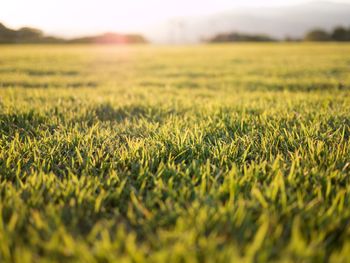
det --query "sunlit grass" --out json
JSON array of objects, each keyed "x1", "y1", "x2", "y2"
[{"x1": 0, "y1": 43, "x2": 349, "y2": 262}]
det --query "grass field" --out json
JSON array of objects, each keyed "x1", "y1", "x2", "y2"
[{"x1": 0, "y1": 43, "x2": 350, "y2": 262}]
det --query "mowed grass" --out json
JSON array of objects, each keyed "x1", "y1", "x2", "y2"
[{"x1": 0, "y1": 43, "x2": 349, "y2": 262}]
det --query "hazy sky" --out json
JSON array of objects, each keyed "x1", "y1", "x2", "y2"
[{"x1": 0, "y1": 0, "x2": 349, "y2": 36}]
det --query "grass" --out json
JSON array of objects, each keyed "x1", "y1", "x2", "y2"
[{"x1": 0, "y1": 43, "x2": 349, "y2": 262}]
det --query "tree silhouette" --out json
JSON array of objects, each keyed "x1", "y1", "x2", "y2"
[
  {"x1": 0, "y1": 22, "x2": 147, "y2": 44},
  {"x1": 331, "y1": 26, "x2": 350, "y2": 41},
  {"x1": 304, "y1": 29, "x2": 331, "y2": 41}
]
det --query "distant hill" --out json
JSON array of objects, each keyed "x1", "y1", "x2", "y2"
[
  {"x1": 0, "y1": 23, "x2": 147, "y2": 44},
  {"x1": 146, "y1": 1, "x2": 350, "y2": 43},
  {"x1": 0, "y1": 23, "x2": 64, "y2": 43},
  {"x1": 68, "y1": 32, "x2": 147, "y2": 44}
]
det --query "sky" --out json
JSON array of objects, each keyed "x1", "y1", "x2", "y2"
[{"x1": 0, "y1": 0, "x2": 349, "y2": 37}]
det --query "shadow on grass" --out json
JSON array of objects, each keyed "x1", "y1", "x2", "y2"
[
  {"x1": 0, "y1": 111, "x2": 50, "y2": 138},
  {"x1": 0, "y1": 81, "x2": 98, "y2": 89},
  {"x1": 25, "y1": 69, "x2": 79, "y2": 76},
  {"x1": 245, "y1": 81, "x2": 349, "y2": 92},
  {"x1": 90, "y1": 103, "x2": 183, "y2": 124}
]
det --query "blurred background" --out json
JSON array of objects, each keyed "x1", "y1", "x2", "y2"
[{"x1": 1, "y1": 0, "x2": 350, "y2": 44}]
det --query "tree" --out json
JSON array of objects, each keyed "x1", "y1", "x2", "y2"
[
  {"x1": 208, "y1": 32, "x2": 276, "y2": 43},
  {"x1": 304, "y1": 29, "x2": 331, "y2": 41},
  {"x1": 331, "y1": 26, "x2": 350, "y2": 41},
  {"x1": 0, "y1": 23, "x2": 16, "y2": 43}
]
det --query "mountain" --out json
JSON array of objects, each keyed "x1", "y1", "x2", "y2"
[
  {"x1": 145, "y1": 1, "x2": 350, "y2": 43},
  {"x1": 0, "y1": 23, "x2": 147, "y2": 44}
]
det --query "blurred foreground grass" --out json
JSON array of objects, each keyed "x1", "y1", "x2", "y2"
[{"x1": 0, "y1": 44, "x2": 350, "y2": 262}]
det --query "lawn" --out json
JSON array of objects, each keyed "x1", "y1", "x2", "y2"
[{"x1": 0, "y1": 43, "x2": 349, "y2": 262}]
